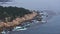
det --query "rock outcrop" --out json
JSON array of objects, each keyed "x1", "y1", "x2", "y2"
[{"x1": 0, "y1": 11, "x2": 38, "y2": 32}]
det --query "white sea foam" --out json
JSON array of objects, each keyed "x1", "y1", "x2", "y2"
[{"x1": 12, "y1": 26, "x2": 27, "y2": 31}]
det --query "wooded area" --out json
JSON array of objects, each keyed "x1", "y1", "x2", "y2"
[{"x1": 0, "y1": 6, "x2": 32, "y2": 22}]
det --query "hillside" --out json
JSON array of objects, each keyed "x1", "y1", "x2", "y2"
[
  {"x1": 0, "y1": 6, "x2": 39, "y2": 33},
  {"x1": 0, "y1": 6, "x2": 32, "y2": 22}
]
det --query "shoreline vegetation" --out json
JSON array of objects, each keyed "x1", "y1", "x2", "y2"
[{"x1": 0, "y1": 6, "x2": 41, "y2": 33}]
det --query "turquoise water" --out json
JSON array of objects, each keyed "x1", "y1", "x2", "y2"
[{"x1": 9, "y1": 15, "x2": 60, "y2": 34}]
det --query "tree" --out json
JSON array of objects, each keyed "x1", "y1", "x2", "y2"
[{"x1": 0, "y1": 6, "x2": 32, "y2": 22}]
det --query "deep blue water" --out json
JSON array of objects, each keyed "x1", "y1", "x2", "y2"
[{"x1": 9, "y1": 15, "x2": 60, "y2": 34}]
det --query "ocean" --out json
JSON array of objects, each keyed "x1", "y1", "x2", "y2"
[
  {"x1": 9, "y1": 14, "x2": 60, "y2": 34},
  {"x1": 0, "y1": 0, "x2": 60, "y2": 34}
]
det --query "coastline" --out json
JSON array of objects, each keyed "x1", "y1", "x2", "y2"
[{"x1": 0, "y1": 11, "x2": 38, "y2": 32}]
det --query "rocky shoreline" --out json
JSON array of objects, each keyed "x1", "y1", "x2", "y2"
[{"x1": 0, "y1": 11, "x2": 38, "y2": 33}]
